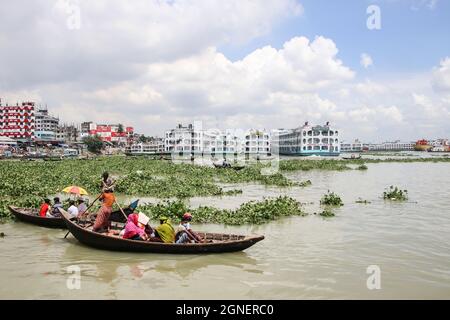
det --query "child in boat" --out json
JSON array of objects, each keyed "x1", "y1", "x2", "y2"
[{"x1": 175, "y1": 212, "x2": 203, "y2": 244}]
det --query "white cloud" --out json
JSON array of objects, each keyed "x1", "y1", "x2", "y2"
[
  {"x1": 360, "y1": 53, "x2": 373, "y2": 69},
  {"x1": 432, "y1": 57, "x2": 450, "y2": 92},
  {"x1": 0, "y1": 1, "x2": 449, "y2": 142}
]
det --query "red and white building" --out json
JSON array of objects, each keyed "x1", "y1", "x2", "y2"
[
  {"x1": 0, "y1": 101, "x2": 36, "y2": 140},
  {"x1": 81, "y1": 122, "x2": 134, "y2": 144}
]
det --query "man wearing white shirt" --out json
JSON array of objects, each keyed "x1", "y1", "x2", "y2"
[{"x1": 67, "y1": 200, "x2": 79, "y2": 218}]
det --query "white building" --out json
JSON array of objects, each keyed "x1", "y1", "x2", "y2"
[
  {"x1": 165, "y1": 124, "x2": 242, "y2": 155},
  {"x1": 276, "y1": 122, "x2": 340, "y2": 156},
  {"x1": 126, "y1": 140, "x2": 165, "y2": 155},
  {"x1": 368, "y1": 141, "x2": 414, "y2": 151},
  {"x1": 34, "y1": 107, "x2": 59, "y2": 141},
  {"x1": 243, "y1": 129, "x2": 271, "y2": 155},
  {"x1": 340, "y1": 139, "x2": 364, "y2": 152}
]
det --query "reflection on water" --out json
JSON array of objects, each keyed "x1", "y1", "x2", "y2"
[{"x1": 1, "y1": 162, "x2": 450, "y2": 299}]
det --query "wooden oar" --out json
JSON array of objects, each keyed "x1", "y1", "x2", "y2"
[{"x1": 114, "y1": 199, "x2": 129, "y2": 221}]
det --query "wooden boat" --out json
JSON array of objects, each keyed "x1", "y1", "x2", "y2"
[
  {"x1": 8, "y1": 206, "x2": 66, "y2": 228},
  {"x1": 342, "y1": 153, "x2": 362, "y2": 160},
  {"x1": 60, "y1": 209, "x2": 264, "y2": 254},
  {"x1": 8, "y1": 201, "x2": 138, "y2": 229},
  {"x1": 213, "y1": 163, "x2": 245, "y2": 171}
]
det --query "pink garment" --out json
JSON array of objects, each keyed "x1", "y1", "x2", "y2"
[{"x1": 123, "y1": 214, "x2": 145, "y2": 239}]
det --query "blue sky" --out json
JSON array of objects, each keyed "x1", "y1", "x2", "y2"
[{"x1": 221, "y1": 0, "x2": 450, "y2": 75}]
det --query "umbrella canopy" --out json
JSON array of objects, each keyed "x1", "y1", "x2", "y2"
[{"x1": 62, "y1": 186, "x2": 89, "y2": 196}]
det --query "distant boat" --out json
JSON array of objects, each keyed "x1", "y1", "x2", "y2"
[
  {"x1": 415, "y1": 139, "x2": 432, "y2": 151},
  {"x1": 342, "y1": 153, "x2": 361, "y2": 160}
]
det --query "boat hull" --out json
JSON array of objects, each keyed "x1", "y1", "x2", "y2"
[
  {"x1": 60, "y1": 209, "x2": 264, "y2": 254},
  {"x1": 8, "y1": 206, "x2": 66, "y2": 229}
]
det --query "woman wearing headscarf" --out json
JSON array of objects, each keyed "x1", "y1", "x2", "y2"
[
  {"x1": 122, "y1": 213, "x2": 148, "y2": 241},
  {"x1": 155, "y1": 216, "x2": 175, "y2": 243}
]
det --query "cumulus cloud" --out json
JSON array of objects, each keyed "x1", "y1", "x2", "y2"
[
  {"x1": 0, "y1": 1, "x2": 449, "y2": 141},
  {"x1": 360, "y1": 53, "x2": 373, "y2": 69},
  {"x1": 432, "y1": 57, "x2": 450, "y2": 92}
]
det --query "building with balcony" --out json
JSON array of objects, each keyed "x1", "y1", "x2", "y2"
[
  {"x1": 243, "y1": 129, "x2": 271, "y2": 155},
  {"x1": 125, "y1": 139, "x2": 165, "y2": 155},
  {"x1": 340, "y1": 139, "x2": 364, "y2": 152},
  {"x1": 367, "y1": 141, "x2": 414, "y2": 151},
  {"x1": 0, "y1": 101, "x2": 36, "y2": 140},
  {"x1": 276, "y1": 122, "x2": 340, "y2": 156},
  {"x1": 165, "y1": 124, "x2": 243, "y2": 155}
]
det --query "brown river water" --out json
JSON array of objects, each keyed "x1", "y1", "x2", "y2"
[{"x1": 0, "y1": 161, "x2": 449, "y2": 299}]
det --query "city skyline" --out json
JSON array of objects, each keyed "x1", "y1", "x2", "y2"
[{"x1": 1, "y1": 1, "x2": 449, "y2": 141}]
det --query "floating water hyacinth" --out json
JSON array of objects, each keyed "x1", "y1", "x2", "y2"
[
  {"x1": 320, "y1": 191, "x2": 344, "y2": 206},
  {"x1": 383, "y1": 186, "x2": 408, "y2": 201}
]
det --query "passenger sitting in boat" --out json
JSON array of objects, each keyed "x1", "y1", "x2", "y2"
[
  {"x1": 155, "y1": 216, "x2": 175, "y2": 243},
  {"x1": 122, "y1": 213, "x2": 148, "y2": 241},
  {"x1": 67, "y1": 200, "x2": 79, "y2": 218},
  {"x1": 39, "y1": 198, "x2": 51, "y2": 217},
  {"x1": 77, "y1": 198, "x2": 87, "y2": 215},
  {"x1": 175, "y1": 212, "x2": 203, "y2": 244},
  {"x1": 51, "y1": 197, "x2": 63, "y2": 217},
  {"x1": 93, "y1": 190, "x2": 115, "y2": 233}
]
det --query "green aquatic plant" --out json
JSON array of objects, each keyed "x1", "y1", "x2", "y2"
[
  {"x1": 357, "y1": 164, "x2": 368, "y2": 170},
  {"x1": 298, "y1": 180, "x2": 312, "y2": 187},
  {"x1": 0, "y1": 157, "x2": 299, "y2": 219},
  {"x1": 318, "y1": 209, "x2": 335, "y2": 217},
  {"x1": 320, "y1": 191, "x2": 344, "y2": 206},
  {"x1": 383, "y1": 186, "x2": 408, "y2": 201},
  {"x1": 138, "y1": 196, "x2": 306, "y2": 225}
]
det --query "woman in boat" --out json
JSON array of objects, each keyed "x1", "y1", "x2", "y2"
[
  {"x1": 39, "y1": 198, "x2": 51, "y2": 217},
  {"x1": 122, "y1": 213, "x2": 148, "y2": 241},
  {"x1": 175, "y1": 212, "x2": 202, "y2": 244},
  {"x1": 77, "y1": 198, "x2": 87, "y2": 215},
  {"x1": 155, "y1": 216, "x2": 175, "y2": 243},
  {"x1": 92, "y1": 189, "x2": 115, "y2": 233}
]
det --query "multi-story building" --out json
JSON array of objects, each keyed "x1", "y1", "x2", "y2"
[
  {"x1": 56, "y1": 124, "x2": 80, "y2": 143},
  {"x1": 125, "y1": 139, "x2": 165, "y2": 155},
  {"x1": 340, "y1": 139, "x2": 364, "y2": 153},
  {"x1": 81, "y1": 122, "x2": 134, "y2": 145},
  {"x1": 276, "y1": 122, "x2": 340, "y2": 156},
  {"x1": 243, "y1": 129, "x2": 271, "y2": 155},
  {"x1": 368, "y1": 141, "x2": 414, "y2": 151},
  {"x1": 0, "y1": 101, "x2": 36, "y2": 140},
  {"x1": 34, "y1": 107, "x2": 59, "y2": 142},
  {"x1": 165, "y1": 123, "x2": 195, "y2": 153},
  {"x1": 165, "y1": 124, "x2": 243, "y2": 155}
]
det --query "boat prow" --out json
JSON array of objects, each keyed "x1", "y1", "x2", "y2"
[{"x1": 60, "y1": 208, "x2": 264, "y2": 254}]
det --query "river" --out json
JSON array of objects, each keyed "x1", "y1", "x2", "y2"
[{"x1": 1, "y1": 161, "x2": 449, "y2": 299}]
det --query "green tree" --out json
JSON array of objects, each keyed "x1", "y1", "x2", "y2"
[
  {"x1": 82, "y1": 135, "x2": 104, "y2": 154},
  {"x1": 117, "y1": 123, "x2": 124, "y2": 134}
]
